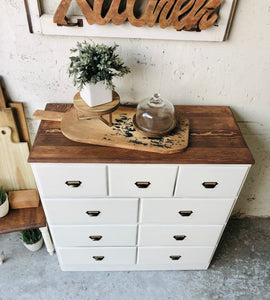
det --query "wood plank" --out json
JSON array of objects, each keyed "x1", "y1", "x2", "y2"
[
  {"x1": 224, "y1": 0, "x2": 238, "y2": 41},
  {"x1": 33, "y1": 110, "x2": 65, "y2": 121},
  {"x1": 8, "y1": 190, "x2": 40, "y2": 209},
  {"x1": 9, "y1": 102, "x2": 31, "y2": 148},
  {"x1": 0, "y1": 126, "x2": 36, "y2": 190},
  {"x1": 0, "y1": 205, "x2": 46, "y2": 234},
  {"x1": 28, "y1": 104, "x2": 254, "y2": 165},
  {"x1": 27, "y1": 0, "x2": 42, "y2": 34}
]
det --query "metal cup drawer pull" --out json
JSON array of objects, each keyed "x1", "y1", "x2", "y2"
[
  {"x1": 202, "y1": 182, "x2": 218, "y2": 189},
  {"x1": 170, "y1": 255, "x2": 181, "y2": 261},
  {"x1": 86, "y1": 211, "x2": 101, "y2": 217},
  {"x1": 173, "y1": 235, "x2": 186, "y2": 241},
  {"x1": 65, "y1": 180, "x2": 82, "y2": 188},
  {"x1": 89, "y1": 235, "x2": 102, "y2": 241},
  {"x1": 179, "y1": 210, "x2": 193, "y2": 217},
  {"x1": 135, "y1": 181, "x2": 151, "y2": 188},
  {"x1": 92, "y1": 256, "x2": 104, "y2": 261}
]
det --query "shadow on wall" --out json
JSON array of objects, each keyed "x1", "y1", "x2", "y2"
[
  {"x1": 0, "y1": 77, "x2": 12, "y2": 104},
  {"x1": 231, "y1": 109, "x2": 270, "y2": 218}
]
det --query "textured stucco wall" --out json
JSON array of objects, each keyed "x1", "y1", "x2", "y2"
[{"x1": 0, "y1": 0, "x2": 269, "y2": 217}]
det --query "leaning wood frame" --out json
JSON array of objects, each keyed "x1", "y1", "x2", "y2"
[{"x1": 25, "y1": 0, "x2": 238, "y2": 41}]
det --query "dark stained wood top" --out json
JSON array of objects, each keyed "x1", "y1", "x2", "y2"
[
  {"x1": 0, "y1": 204, "x2": 46, "y2": 234},
  {"x1": 28, "y1": 104, "x2": 254, "y2": 164}
]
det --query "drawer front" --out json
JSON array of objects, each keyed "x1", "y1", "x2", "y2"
[
  {"x1": 137, "y1": 247, "x2": 214, "y2": 265},
  {"x1": 140, "y1": 198, "x2": 234, "y2": 224},
  {"x1": 109, "y1": 165, "x2": 178, "y2": 197},
  {"x1": 32, "y1": 164, "x2": 107, "y2": 198},
  {"x1": 43, "y1": 198, "x2": 138, "y2": 225},
  {"x1": 138, "y1": 225, "x2": 223, "y2": 246},
  {"x1": 51, "y1": 225, "x2": 137, "y2": 247},
  {"x1": 175, "y1": 165, "x2": 249, "y2": 198},
  {"x1": 58, "y1": 247, "x2": 136, "y2": 265}
]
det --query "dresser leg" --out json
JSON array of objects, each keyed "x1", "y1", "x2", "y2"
[
  {"x1": 0, "y1": 251, "x2": 4, "y2": 264},
  {"x1": 40, "y1": 226, "x2": 54, "y2": 255}
]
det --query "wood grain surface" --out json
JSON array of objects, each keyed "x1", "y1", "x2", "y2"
[
  {"x1": 74, "y1": 91, "x2": 120, "y2": 116},
  {"x1": 0, "y1": 85, "x2": 6, "y2": 108},
  {"x1": 9, "y1": 102, "x2": 31, "y2": 148},
  {"x1": 8, "y1": 190, "x2": 40, "y2": 209},
  {"x1": 33, "y1": 106, "x2": 189, "y2": 154},
  {"x1": 0, "y1": 204, "x2": 46, "y2": 234},
  {"x1": 0, "y1": 127, "x2": 36, "y2": 190},
  {"x1": 28, "y1": 104, "x2": 254, "y2": 164},
  {"x1": 0, "y1": 108, "x2": 20, "y2": 142},
  {"x1": 64, "y1": 106, "x2": 189, "y2": 153}
]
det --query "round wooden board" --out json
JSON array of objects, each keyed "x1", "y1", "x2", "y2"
[
  {"x1": 74, "y1": 91, "x2": 120, "y2": 116},
  {"x1": 60, "y1": 106, "x2": 189, "y2": 154}
]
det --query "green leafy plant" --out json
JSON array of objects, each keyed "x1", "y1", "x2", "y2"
[
  {"x1": 68, "y1": 41, "x2": 130, "y2": 90},
  {"x1": 20, "y1": 229, "x2": 42, "y2": 245},
  {"x1": 0, "y1": 186, "x2": 6, "y2": 205}
]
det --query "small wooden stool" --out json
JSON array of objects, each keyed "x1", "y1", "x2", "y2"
[{"x1": 73, "y1": 91, "x2": 120, "y2": 127}]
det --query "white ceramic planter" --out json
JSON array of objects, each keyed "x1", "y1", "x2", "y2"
[
  {"x1": 80, "y1": 82, "x2": 112, "y2": 107},
  {"x1": 23, "y1": 236, "x2": 44, "y2": 252},
  {"x1": 0, "y1": 193, "x2": 9, "y2": 218}
]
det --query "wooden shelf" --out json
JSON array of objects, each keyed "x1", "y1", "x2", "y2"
[{"x1": 0, "y1": 204, "x2": 46, "y2": 234}]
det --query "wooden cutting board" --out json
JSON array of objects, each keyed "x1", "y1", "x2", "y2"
[
  {"x1": 0, "y1": 108, "x2": 20, "y2": 143},
  {"x1": 9, "y1": 102, "x2": 31, "y2": 148},
  {"x1": 0, "y1": 85, "x2": 6, "y2": 108},
  {"x1": 34, "y1": 106, "x2": 189, "y2": 154},
  {"x1": 0, "y1": 126, "x2": 36, "y2": 190},
  {"x1": 0, "y1": 85, "x2": 20, "y2": 143}
]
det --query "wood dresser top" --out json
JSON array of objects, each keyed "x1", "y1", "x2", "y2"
[{"x1": 28, "y1": 104, "x2": 254, "y2": 164}]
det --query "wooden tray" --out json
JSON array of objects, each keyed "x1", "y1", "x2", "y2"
[{"x1": 34, "y1": 106, "x2": 189, "y2": 154}]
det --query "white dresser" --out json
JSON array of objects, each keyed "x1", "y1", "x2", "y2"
[{"x1": 29, "y1": 104, "x2": 254, "y2": 271}]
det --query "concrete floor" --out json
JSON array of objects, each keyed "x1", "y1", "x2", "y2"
[{"x1": 0, "y1": 218, "x2": 269, "y2": 300}]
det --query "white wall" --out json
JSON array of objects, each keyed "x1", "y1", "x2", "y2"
[{"x1": 0, "y1": 0, "x2": 269, "y2": 217}]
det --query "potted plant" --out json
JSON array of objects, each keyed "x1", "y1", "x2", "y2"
[
  {"x1": 20, "y1": 229, "x2": 43, "y2": 251},
  {"x1": 0, "y1": 186, "x2": 9, "y2": 218},
  {"x1": 68, "y1": 41, "x2": 130, "y2": 107}
]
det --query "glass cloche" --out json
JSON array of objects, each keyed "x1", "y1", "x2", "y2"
[{"x1": 133, "y1": 93, "x2": 176, "y2": 137}]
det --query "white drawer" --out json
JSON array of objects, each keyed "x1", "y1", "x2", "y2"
[
  {"x1": 43, "y1": 198, "x2": 138, "y2": 225},
  {"x1": 108, "y1": 165, "x2": 178, "y2": 197},
  {"x1": 137, "y1": 247, "x2": 214, "y2": 265},
  {"x1": 140, "y1": 198, "x2": 234, "y2": 224},
  {"x1": 138, "y1": 225, "x2": 223, "y2": 246},
  {"x1": 32, "y1": 164, "x2": 107, "y2": 198},
  {"x1": 175, "y1": 165, "x2": 249, "y2": 198},
  {"x1": 51, "y1": 225, "x2": 137, "y2": 247},
  {"x1": 58, "y1": 247, "x2": 136, "y2": 265}
]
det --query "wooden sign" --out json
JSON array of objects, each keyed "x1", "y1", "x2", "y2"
[
  {"x1": 24, "y1": 0, "x2": 238, "y2": 41},
  {"x1": 54, "y1": 0, "x2": 223, "y2": 31}
]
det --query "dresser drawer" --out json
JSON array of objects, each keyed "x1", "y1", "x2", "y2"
[
  {"x1": 58, "y1": 247, "x2": 136, "y2": 265},
  {"x1": 32, "y1": 164, "x2": 107, "y2": 198},
  {"x1": 175, "y1": 165, "x2": 249, "y2": 198},
  {"x1": 43, "y1": 198, "x2": 138, "y2": 225},
  {"x1": 138, "y1": 225, "x2": 223, "y2": 246},
  {"x1": 140, "y1": 198, "x2": 234, "y2": 224},
  {"x1": 137, "y1": 247, "x2": 214, "y2": 265},
  {"x1": 51, "y1": 225, "x2": 137, "y2": 247},
  {"x1": 108, "y1": 165, "x2": 178, "y2": 197}
]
